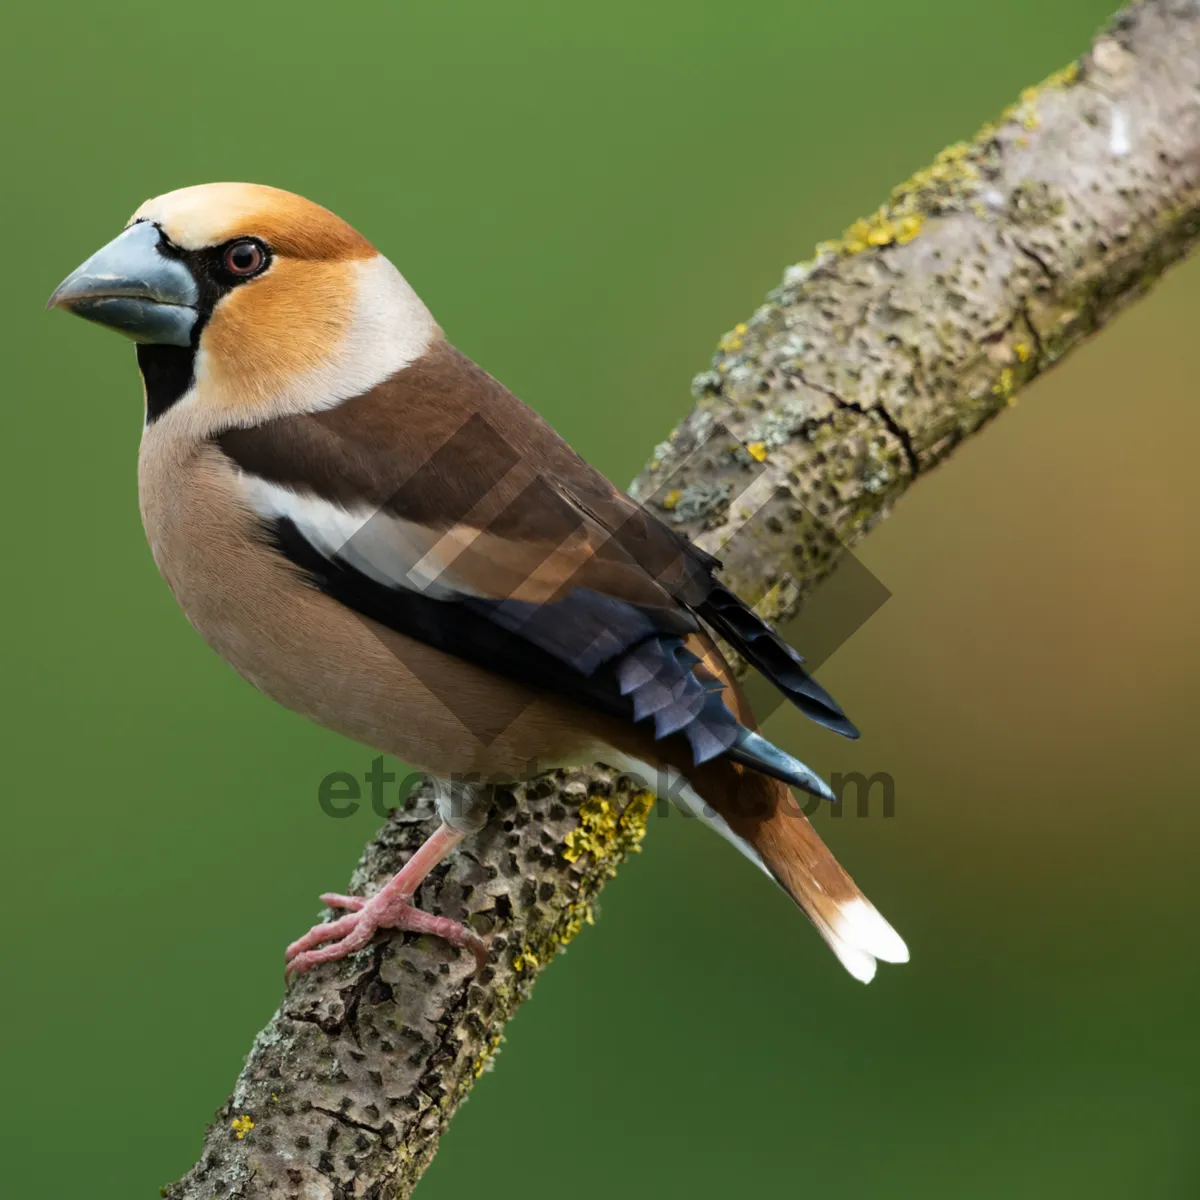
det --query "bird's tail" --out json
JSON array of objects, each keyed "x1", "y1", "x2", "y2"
[
  {"x1": 733, "y1": 769, "x2": 908, "y2": 983},
  {"x1": 655, "y1": 749, "x2": 910, "y2": 983},
  {"x1": 605, "y1": 629, "x2": 907, "y2": 982}
]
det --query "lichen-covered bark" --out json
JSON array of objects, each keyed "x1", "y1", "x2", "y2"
[
  {"x1": 168, "y1": 775, "x2": 652, "y2": 1200},
  {"x1": 165, "y1": 4, "x2": 1200, "y2": 1197},
  {"x1": 634, "y1": 2, "x2": 1200, "y2": 617}
]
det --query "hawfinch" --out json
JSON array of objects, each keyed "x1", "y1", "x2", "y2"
[{"x1": 49, "y1": 183, "x2": 907, "y2": 983}]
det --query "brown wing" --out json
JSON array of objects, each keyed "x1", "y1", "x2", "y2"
[{"x1": 219, "y1": 335, "x2": 855, "y2": 763}]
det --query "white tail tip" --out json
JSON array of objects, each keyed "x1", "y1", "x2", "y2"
[
  {"x1": 819, "y1": 898, "x2": 909, "y2": 982},
  {"x1": 828, "y1": 937, "x2": 879, "y2": 984},
  {"x1": 833, "y1": 898, "x2": 910, "y2": 966}
]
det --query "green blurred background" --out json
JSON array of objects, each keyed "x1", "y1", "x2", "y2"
[{"x1": 3, "y1": 1, "x2": 1197, "y2": 1195}]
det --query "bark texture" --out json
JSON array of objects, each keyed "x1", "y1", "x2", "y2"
[{"x1": 165, "y1": 4, "x2": 1200, "y2": 1197}]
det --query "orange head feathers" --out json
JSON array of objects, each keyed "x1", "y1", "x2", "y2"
[
  {"x1": 131, "y1": 182, "x2": 377, "y2": 261},
  {"x1": 49, "y1": 183, "x2": 436, "y2": 427}
]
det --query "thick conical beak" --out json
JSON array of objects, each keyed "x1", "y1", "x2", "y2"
[{"x1": 47, "y1": 221, "x2": 199, "y2": 347}]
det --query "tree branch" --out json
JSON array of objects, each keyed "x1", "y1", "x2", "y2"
[{"x1": 165, "y1": 4, "x2": 1200, "y2": 1197}]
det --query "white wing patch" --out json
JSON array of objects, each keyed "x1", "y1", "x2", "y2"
[{"x1": 236, "y1": 474, "x2": 470, "y2": 598}]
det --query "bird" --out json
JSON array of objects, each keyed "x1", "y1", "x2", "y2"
[{"x1": 48, "y1": 183, "x2": 908, "y2": 983}]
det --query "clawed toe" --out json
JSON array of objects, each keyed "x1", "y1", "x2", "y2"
[
  {"x1": 284, "y1": 892, "x2": 488, "y2": 980},
  {"x1": 284, "y1": 911, "x2": 360, "y2": 961},
  {"x1": 284, "y1": 910, "x2": 374, "y2": 977}
]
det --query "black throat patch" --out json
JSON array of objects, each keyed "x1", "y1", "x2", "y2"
[{"x1": 138, "y1": 343, "x2": 198, "y2": 423}]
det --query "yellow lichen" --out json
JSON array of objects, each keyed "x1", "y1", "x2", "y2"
[
  {"x1": 806, "y1": 58, "x2": 1079, "y2": 268},
  {"x1": 718, "y1": 323, "x2": 748, "y2": 353},
  {"x1": 894, "y1": 214, "x2": 924, "y2": 243},
  {"x1": 662, "y1": 488, "x2": 682, "y2": 511},
  {"x1": 746, "y1": 441, "x2": 768, "y2": 462},
  {"x1": 993, "y1": 367, "x2": 1015, "y2": 402},
  {"x1": 562, "y1": 792, "x2": 653, "y2": 868},
  {"x1": 1013, "y1": 86, "x2": 1042, "y2": 131},
  {"x1": 1003, "y1": 61, "x2": 1079, "y2": 134},
  {"x1": 512, "y1": 946, "x2": 539, "y2": 973},
  {"x1": 562, "y1": 796, "x2": 618, "y2": 863},
  {"x1": 620, "y1": 792, "x2": 654, "y2": 836},
  {"x1": 818, "y1": 140, "x2": 984, "y2": 258},
  {"x1": 556, "y1": 899, "x2": 596, "y2": 945},
  {"x1": 510, "y1": 790, "x2": 654, "y2": 982},
  {"x1": 1014, "y1": 342, "x2": 1031, "y2": 363},
  {"x1": 472, "y1": 1034, "x2": 504, "y2": 1079},
  {"x1": 826, "y1": 209, "x2": 925, "y2": 257},
  {"x1": 230, "y1": 1115, "x2": 254, "y2": 1140},
  {"x1": 1044, "y1": 61, "x2": 1079, "y2": 89}
]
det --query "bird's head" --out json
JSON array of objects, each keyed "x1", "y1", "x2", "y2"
[{"x1": 48, "y1": 182, "x2": 436, "y2": 426}]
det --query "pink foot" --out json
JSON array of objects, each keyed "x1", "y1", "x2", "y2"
[
  {"x1": 284, "y1": 824, "x2": 487, "y2": 979},
  {"x1": 284, "y1": 890, "x2": 487, "y2": 978}
]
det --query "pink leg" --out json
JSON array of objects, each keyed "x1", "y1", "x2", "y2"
[{"x1": 285, "y1": 823, "x2": 486, "y2": 978}]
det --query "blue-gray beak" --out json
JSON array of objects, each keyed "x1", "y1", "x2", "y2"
[{"x1": 47, "y1": 221, "x2": 199, "y2": 347}]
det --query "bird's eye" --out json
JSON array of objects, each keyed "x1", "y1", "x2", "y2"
[{"x1": 223, "y1": 240, "x2": 267, "y2": 277}]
